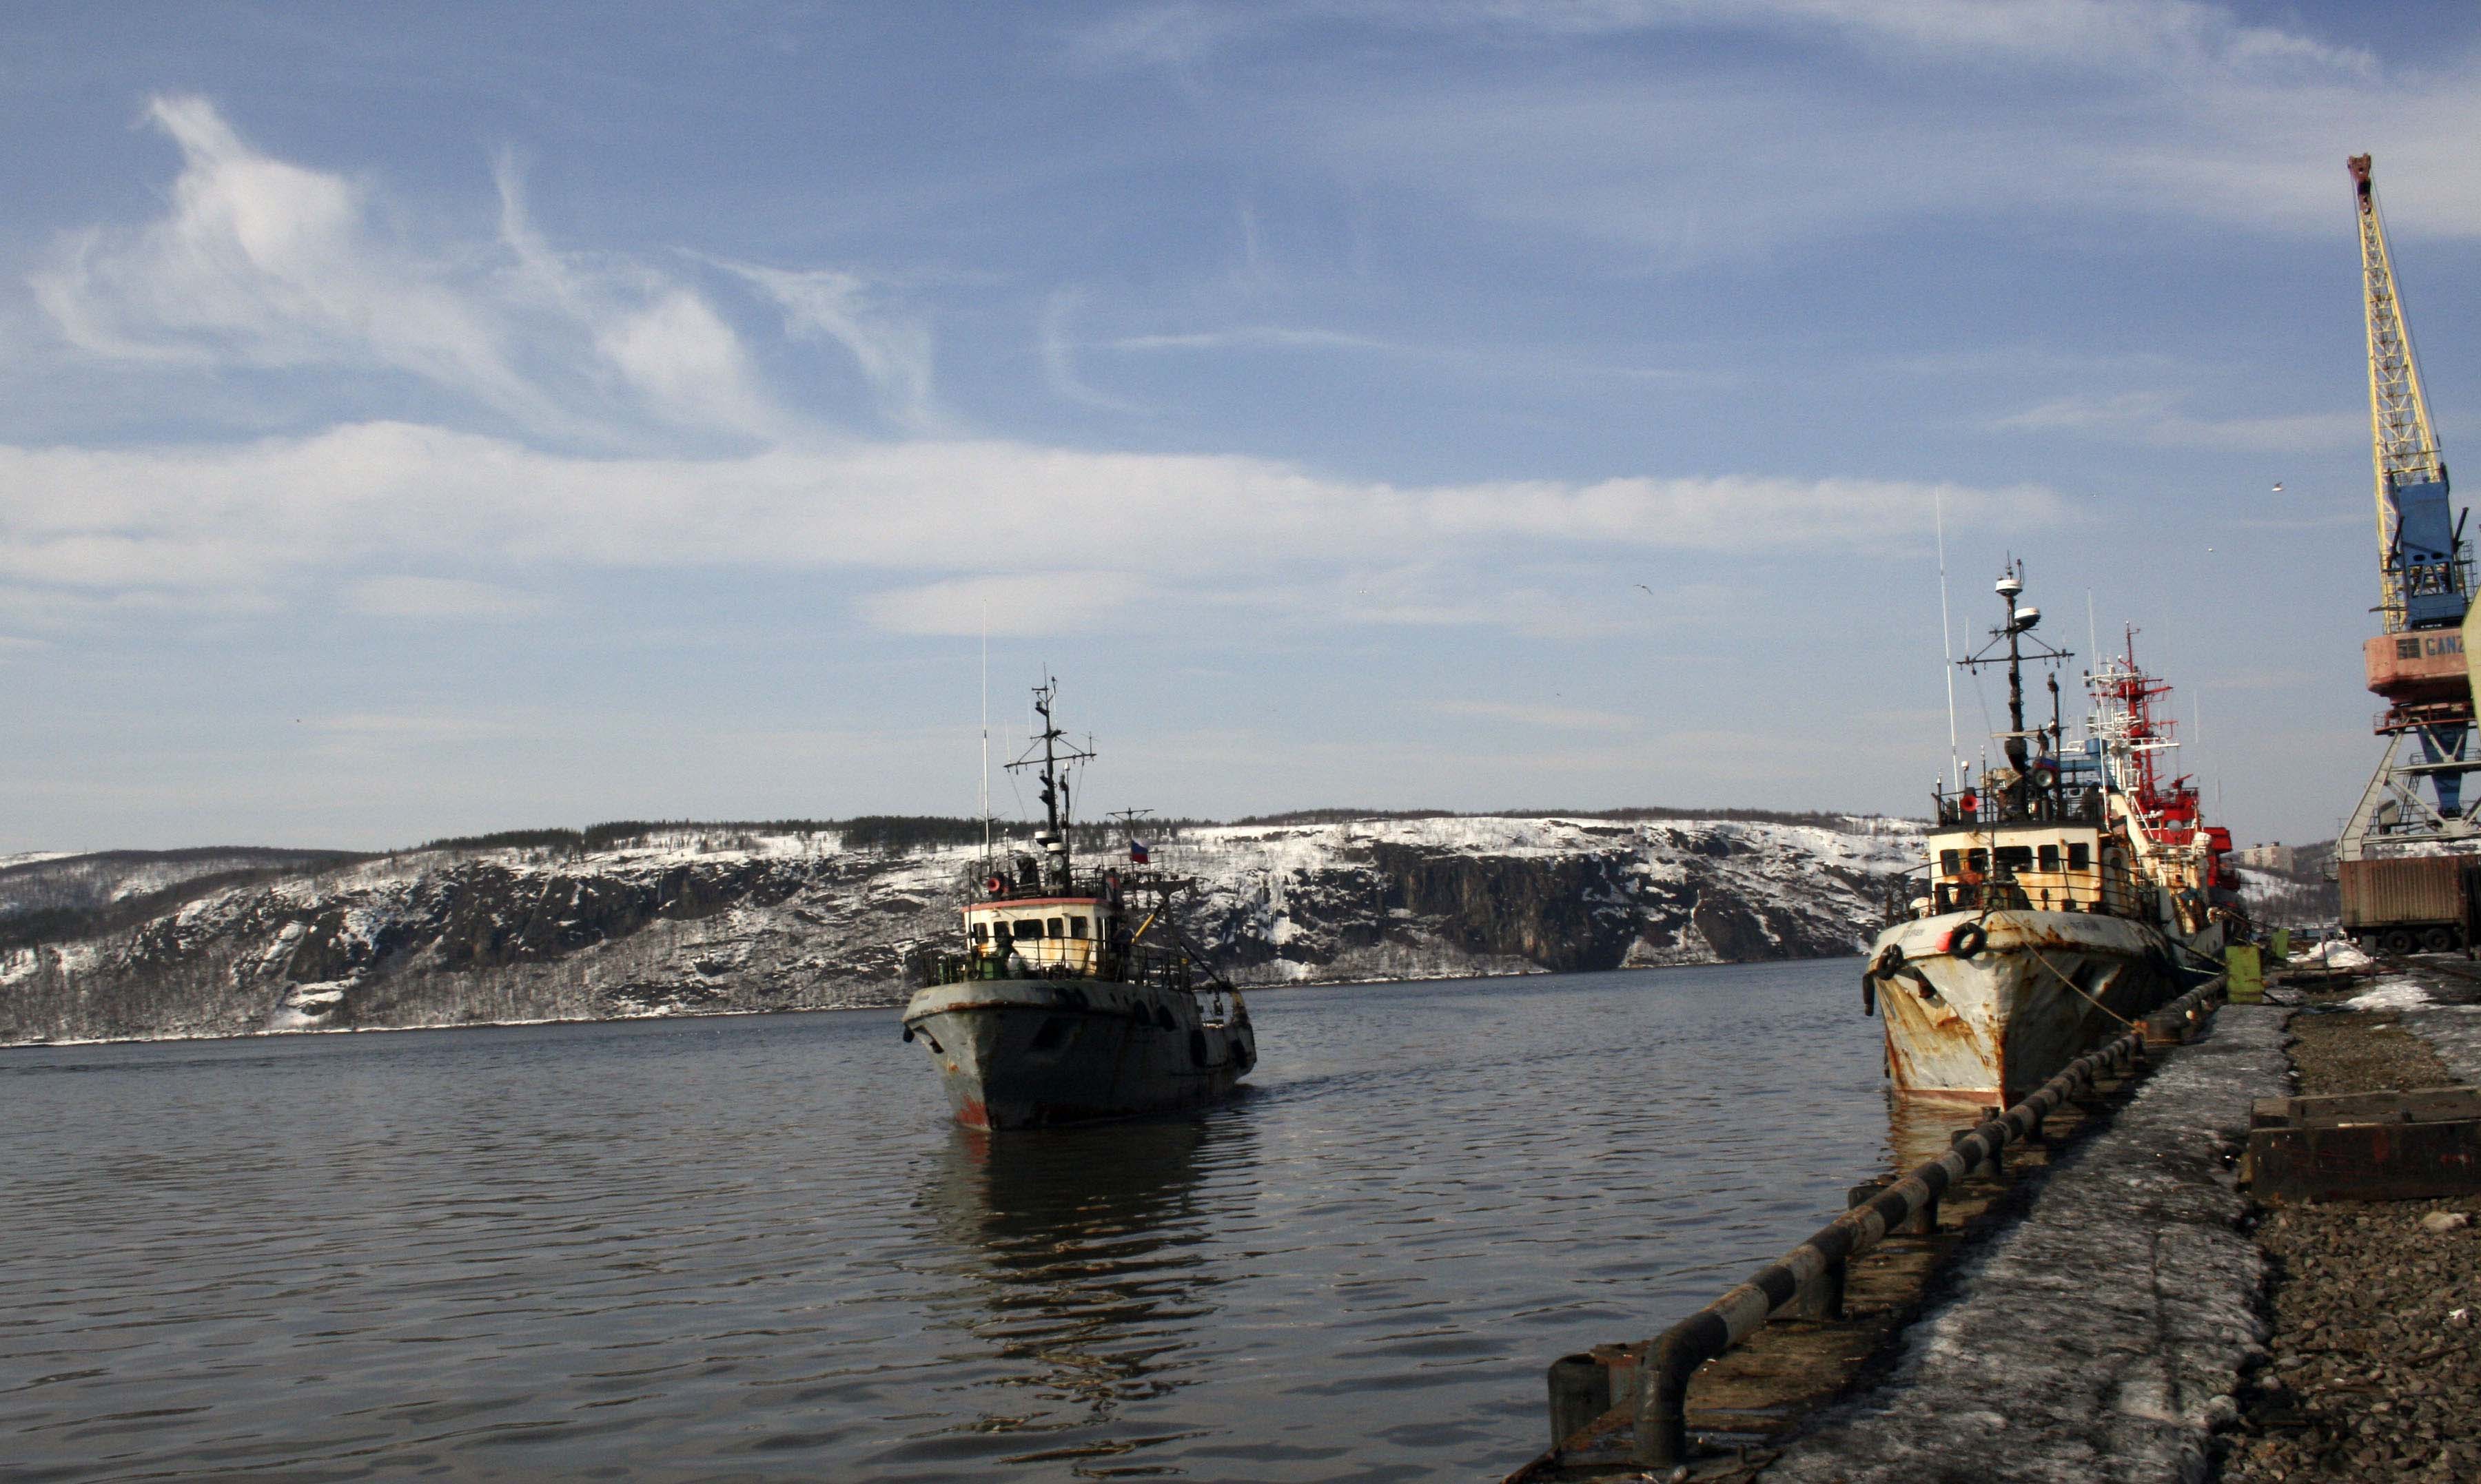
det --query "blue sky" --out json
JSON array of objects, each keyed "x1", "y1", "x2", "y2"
[{"x1": 2, "y1": 0, "x2": 2478, "y2": 852}]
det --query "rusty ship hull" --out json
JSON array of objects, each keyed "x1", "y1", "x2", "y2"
[
  {"x1": 903, "y1": 978, "x2": 1254, "y2": 1131},
  {"x1": 1868, "y1": 909, "x2": 2176, "y2": 1105}
]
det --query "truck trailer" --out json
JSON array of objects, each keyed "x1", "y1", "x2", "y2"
[{"x1": 2339, "y1": 856, "x2": 2481, "y2": 954}]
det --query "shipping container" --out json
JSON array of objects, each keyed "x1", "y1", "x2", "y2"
[{"x1": 2339, "y1": 855, "x2": 2481, "y2": 954}]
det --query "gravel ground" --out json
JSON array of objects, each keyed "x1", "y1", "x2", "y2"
[{"x1": 2220, "y1": 987, "x2": 2481, "y2": 1483}]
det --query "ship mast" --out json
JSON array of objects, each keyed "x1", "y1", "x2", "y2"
[
  {"x1": 1959, "y1": 560, "x2": 2070, "y2": 819},
  {"x1": 1007, "y1": 678, "x2": 1093, "y2": 892}
]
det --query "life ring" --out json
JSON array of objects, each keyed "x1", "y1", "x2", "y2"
[
  {"x1": 1945, "y1": 921, "x2": 1987, "y2": 960},
  {"x1": 983, "y1": 874, "x2": 1005, "y2": 895}
]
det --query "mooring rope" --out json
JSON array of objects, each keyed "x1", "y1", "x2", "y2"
[{"x1": 2022, "y1": 942, "x2": 2137, "y2": 1029}]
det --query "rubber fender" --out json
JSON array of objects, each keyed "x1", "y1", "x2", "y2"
[
  {"x1": 901, "y1": 1024, "x2": 914, "y2": 1042},
  {"x1": 1861, "y1": 971, "x2": 1876, "y2": 1017},
  {"x1": 1945, "y1": 921, "x2": 1987, "y2": 960}
]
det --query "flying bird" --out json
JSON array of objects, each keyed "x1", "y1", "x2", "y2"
[
  {"x1": 1634, "y1": 583, "x2": 1653, "y2": 596},
  {"x1": 2271, "y1": 482, "x2": 2285, "y2": 492}
]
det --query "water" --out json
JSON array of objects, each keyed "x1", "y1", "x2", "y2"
[{"x1": 2, "y1": 960, "x2": 1918, "y2": 1482}]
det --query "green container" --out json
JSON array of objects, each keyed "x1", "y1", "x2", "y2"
[{"x1": 2225, "y1": 942, "x2": 2264, "y2": 1004}]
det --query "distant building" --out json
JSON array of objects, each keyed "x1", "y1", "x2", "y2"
[{"x1": 2234, "y1": 842, "x2": 2296, "y2": 872}]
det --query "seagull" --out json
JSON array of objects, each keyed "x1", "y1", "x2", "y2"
[
  {"x1": 2271, "y1": 482, "x2": 2284, "y2": 492},
  {"x1": 1634, "y1": 583, "x2": 1653, "y2": 596}
]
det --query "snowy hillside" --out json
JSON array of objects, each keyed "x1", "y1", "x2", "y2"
[{"x1": 0, "y1": 814, "x2": 1921, "y2": 1044}]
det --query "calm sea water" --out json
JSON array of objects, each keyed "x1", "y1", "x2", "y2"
[{"x1": 3, "y1": 960, "x2": 1923, "y2": 1482}]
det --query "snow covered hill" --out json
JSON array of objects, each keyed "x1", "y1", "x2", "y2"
[{"x1": 0, "y1": 814, "x2": 1921, "y2": 1044}]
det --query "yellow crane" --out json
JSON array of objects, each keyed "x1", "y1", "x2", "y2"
[
  {"x1": 2351, "y1": 154, "x2": 2460, "y2": 635},
  {"x1": 2340, "y1": 154, "x2": 2480, "y2": 859}
]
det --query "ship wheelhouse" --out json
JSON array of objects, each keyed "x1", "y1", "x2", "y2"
[
  {"x1": 1922, "y1": 771, "x2": 2147, "y2": 920},
  {"x1": 963, "y1": 889, "x2": 1107, "y2": 977},
  {"x1": 1923, "y1": 821, "x2": 2143, "y2": 918},
  {"x1": 922, "y1": 865, "x2": 1201, "y2": 994}
]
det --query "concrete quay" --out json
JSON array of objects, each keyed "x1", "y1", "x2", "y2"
[
  {"x1": 1519, "y1": 967, "x2": 2481, "y2": 1484},
  {"x1": 1755, "y1": 1004, "x2": 2287, "y2": 1484}
]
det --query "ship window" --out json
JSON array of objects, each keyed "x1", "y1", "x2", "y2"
[
  {"x1": 1068, "y1": 916, "x2": 1088, "y2": 938},
  {"x1": 1967, "y1": 849, "x2": 1989, "y2": 873},
  {"x1": 1014, "y1": 919, "x2": 1045, "y2": 939},
  {"x1": 1940, "y1": 849, "x2": 1961, "y2": 876},
  {"x1": 1047, "y1": 916, "x2": 1065, "y2": 938},
  {"x1": 2038, "y1": 844, "x2": 2060, "y2": 872},
  {"x1": 2068, "y1": 842, "x2": 2092, "y2": 870},
  {"x1": 971, "y1": 923, "x2": 988, "y2": 942},
  {"x1": 1995, "y1": 847, "x2": 2032, "y2": 872}
]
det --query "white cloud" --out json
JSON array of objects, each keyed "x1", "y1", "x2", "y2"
[
  {"x1": 1993, "y1": 391, "x2": 2362, "y2": 452},
  {"x1": 1431, "y1": 699, "x2": 1637, "y2": 730},
  {"x1": 25, "y1": 97, "x2": 877, "y2": 446},
  {"x1": 309, "y1": 711, "x2": 522, "y2": 739},
  {"x1": 724, "y1": 261, "x2": 944, "y2": 432},
  {"x1": 1136, "y1": 3, "x2": 2481, "y2": 254},
  {"x1": 1371, "y1": 1, "x2": 2375, "y2": 79},
  {"x1": 858, "y1": 572, "x2": 1154, "y2": 637},
  {"x1": 1039, "y1": 289, "x2": 1150, "y2": 413},
  {"x1": 0, "y1": 420, "x2": 2053, "y2": 631},
  {"x1": 345, "y1": 576, "x2": 548, "y2": 621},
  {"x1": 1112, "y1": 325, "x2": 1391, "y2": 353},
  {"x1": 31, "y1": 98, "x2": 569, "y2": 430}
]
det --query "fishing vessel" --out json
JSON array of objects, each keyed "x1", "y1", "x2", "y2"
[
  {"x1": 902, "y1": 680, "x2": 1255, "y2": 1130},
  {"x1": 1861, "y1": 564, "x2": 2239, "y2": 1104}
]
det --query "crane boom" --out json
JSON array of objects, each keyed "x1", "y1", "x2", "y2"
[{"x1": 2351, "y1": 154, "x2": 2463, "y2": 632}]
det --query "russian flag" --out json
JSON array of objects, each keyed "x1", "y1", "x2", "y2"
[{"x1": 1130, "y1": 840, "x2": 1151, "y2": 864}]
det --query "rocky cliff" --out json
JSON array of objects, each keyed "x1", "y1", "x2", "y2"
[{"x1": 0, "y1": 815, "x2": 1919, "y2": 1044}]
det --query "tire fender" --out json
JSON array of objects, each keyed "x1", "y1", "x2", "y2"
[{"x1": 1945, "y1": 921, "x2": 1987, "y2": 960}]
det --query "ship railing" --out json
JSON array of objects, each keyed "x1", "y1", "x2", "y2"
[
  {"x1": 1529, "y1": 974, "x2": 2229, "y2": 1472},
  {"x1": 915, "y1": 940, "x2": 1196, "y2": 992},
  {"x1": 1931, "y1": 786, "x2": 2106, "y2": 828}
]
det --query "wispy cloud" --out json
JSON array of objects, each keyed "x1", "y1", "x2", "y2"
[
  {"x1": 1432, "y1": 698, "x2": 1637, "y2": 731},
  {"x1": 720, "y1": 260, "x2": 946, "y2": 432},
  {"x1": 345, "y1": 575, "x2": 548, "y2": 621},
  {"x1": 1039, "y1": 289, "x2": 1150, "y2": 413},
  {"x1": 1107, "y1": 323, "x2": 1708, "y2": 386},
  {"x1": 1993, "y1": 391, "x2": 2361, "y2": 452},
  {"x1": 1112, "y1": 325, "x2": 1391, "y2": 353},
  {"x1": 0, "y1": 421, "x2": 2052, "y2": 632},
  {"x1": 859, "y1": 572, "x2": 1155, "y2": 637},
  {"x1": 26, "y1": 97, "x2": 919, "y2": 448},
  {"x1": 309, "y1": 711, "x2": 524, "y2": 739},
  {"x1": 1083, "y1": 3, "x2": 2478, "y2": 254}
]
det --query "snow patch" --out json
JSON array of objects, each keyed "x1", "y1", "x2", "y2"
[{"x1": 2346, "y1": 979, "x2": 2433, "y2": 1011}]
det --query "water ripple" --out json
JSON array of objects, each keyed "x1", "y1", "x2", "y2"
[{"x1": 1, "y1": 960, "x2": 1912, "y2": 1481}]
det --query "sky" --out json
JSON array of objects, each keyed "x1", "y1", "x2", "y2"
[{"x1": 3, "y1": 0, "x2": 2478, "y2": 853}]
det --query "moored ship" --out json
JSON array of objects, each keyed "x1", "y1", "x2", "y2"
[
  {"x1": 902, "y1": 680, "x2": 1255, "y2": 1130},
  {"x1": 1862, "y1": 564, "x2": 2239, "y2": 1104}
]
